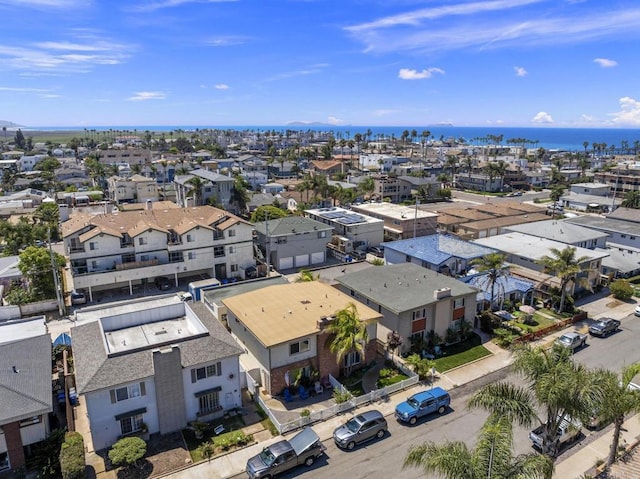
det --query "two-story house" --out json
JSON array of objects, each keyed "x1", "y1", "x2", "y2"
[
  {"x1": 72, "y1": 297, "x2": 243, "y2": 451},
  {"x1": 108, "y1": 174, "x2": 160, "y2": 204},
  {"x1": 174, "y1": 169, "x2": 234, "y2": 210},
  {"x1": 253, "y1": 216, "x2": 334, "y2": 271},
  {"x1": 503, "y1": 219, "x2": 609, "y2": 250},
  {"x1": 222, "y1": 282, "x2": 381, "y2": 396},
  {"x1": 61, "y1": 205, "x2": 254, "y2": 300},
  {"x1": 305, "y1": 206, "x2": 384, "y2": 249},
  {"x1": 334, "y1": 263, "x2": 478, "y2": 354},
  {"x1": 351, "y1": 202, "x2": 439, "y2": 241},
  {"x1": 0, "y1": 317, "x2": 53, "y2": 474}
]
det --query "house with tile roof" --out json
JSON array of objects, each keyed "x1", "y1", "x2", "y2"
[
  {"x1": 253, "y1": 216, "x2": 334, "y2": 271},
  {"x1": 72, "y1": 297, "x2": 243, "y2": 451},
  {"x1": 222, "y1": 282, "x2": 381, "y2": 396},
  {"x1": 383, "y1": 234, "x2": 498, "y2": 276},
  {"x1": 61, "y1": 205, "x2": 255, "y2": 299},
  {"x1": 334, "y1": 263, "x2": 478, "y2": 355},
  {"x1": 0, "y1": 316, "x2": 53, "y2": 473}
]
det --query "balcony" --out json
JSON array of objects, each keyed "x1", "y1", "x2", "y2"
[
  {"x1": 69, "y1": 246, "x2": 85, "y2": 253},
  {"x1": 116, "y1": 258, "x2": 159, "y2": 270}
]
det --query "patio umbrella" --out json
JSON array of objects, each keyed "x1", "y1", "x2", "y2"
[
  {"x1": 519, "y1": 305, "x2": 536, "y2": 315},
  {"x1": 53, "y1": 333, "x2": 72, "y2": 347},
  {"x1": 284, "y1": 370, "x2": 290, "y2": 387}
]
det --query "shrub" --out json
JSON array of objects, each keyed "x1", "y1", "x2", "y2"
[
  {"x1": 59, "y1": 432, "x2": 85, "y2": 479},
  {"x1": 199, "y1": 442, "x2": 215, "y2": 461},
  {"x1": 610, "y1": 279, "x2": 634, "y2": 300},
  {"x1": 493, "y1": 327, "x2": 519, "y2": 348},
  {"x1": 378, "y1": 368, "x2": 394, "y2": 379},
  {"x1": 333, "y1": 388, "x2": 353, "y2": 404},
  {"x1": 300, "y1": 409, "x2": 311, "y2": 417},
  {"x1": 108, "y1": 436, "x2": 147, "y2": 470},
  {"x1": 479, "y1": 311, "x2": 500, "y2": 334}
]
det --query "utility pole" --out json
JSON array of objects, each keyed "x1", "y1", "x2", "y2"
[
  {"x1": 611, "y1": 167, "x2": 620, "y2": 213},
  {"x1": 48, "y1": 228, "x2": 65, "y2": 316},
  {"x1": 265, "y1": 212, "x2": 271, "y2": 277},
  {"x1": 413, "y1": 197, "x2": 419, "y2": 239}
]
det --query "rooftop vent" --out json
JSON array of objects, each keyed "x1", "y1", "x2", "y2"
[{"x1": 434, "y1": 287, "x2": 452, "y2": 300}]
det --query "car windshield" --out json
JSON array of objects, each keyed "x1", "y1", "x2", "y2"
[
  {"x1": 345, "y1": 418, "x2": 361, "y2": 433},
  {"x1": 259, "y1": 448, "x2": 276, "y2": 466},
  {"x1": 407, "y1": 397, "x2": 420, "y2": 408},
  {"x1": 558, "y1": 336, "x2": 571, "y2": 343}
]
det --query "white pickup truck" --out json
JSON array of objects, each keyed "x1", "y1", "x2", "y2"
[{"x1": 529, "y1": 416, "x2": 581, "y2": 454}]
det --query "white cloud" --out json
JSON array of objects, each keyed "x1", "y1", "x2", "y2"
[
  {"x1": 214, "y1": 84, "x2": 230, "y2": 90},
  {"x1": 610, "y1": 97, "x2": 640, "y2": 126},
  {"x1": 398, "y1": 67, "x2": 444, "y2": 80},
  {"x1": 327, "y1": 116, "x2": 345, "y2": 125},
  {"x1": 265, "y1": 64, "x2": 328, "y2": 82},
  {"x1": 206, "y1": 35, "x2": 249, "y2": 47},
  {"x1": 0, "y1": 0, "x2": 86, "y2": 8},
  {"x1": 514, "y1": 66, "x2": 528, "y2": 76},
  {"x1": 0, "y1": 86, "x2": 49, "y2": 92},
  {"x1": 579, "y1": 114, "x2": 596, "y2": 123},
  {"x1": 593, "y1": 57, "x2": 618, "y2": 68},
  {"x1": 127, "y1": 91, "x2": 167, "y2": 101},
  {"x1": 131, "y1": 0, "x2": 237, "y2": 13},
  {"x1": 531, "y1": 111, "x2": 554, "y2": 123},
  {"x1": 372, "y1": 109, "x2": 400, "y2": 117}
]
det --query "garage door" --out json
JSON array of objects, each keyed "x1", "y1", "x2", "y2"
[
  {"x1": 311, "y1": 251, "x2": 325, "y2": 264},
  {"x1": 278, "y1": 257, "x2": 294, "y2": 270},
  {"x1": 295, "y1": 254, "x2": 310, "y2": 267}
]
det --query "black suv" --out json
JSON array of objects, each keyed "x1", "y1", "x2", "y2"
[{"x1": 154, "y1": 276, "x2": 171, "y2": 290}]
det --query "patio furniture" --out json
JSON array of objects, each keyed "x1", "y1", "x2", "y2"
[
  {"x1": 299, "y1": 385, "x2": 309, "y2": 400},
  {"x1": 214, "y1": 424, "x2": 225, "y2": 435},
  {"x1": 314, "y1": 381, "x2": 324, "y2": 395},
  {"x1": 284, "y1": 388, "x2": 293, "y2": 402},
  {"x1": 321, "y1": 376, "x2": 333, "y2": 390}
]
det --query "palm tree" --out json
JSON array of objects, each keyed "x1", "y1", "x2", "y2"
[
  {"x1": 185, "y1": 176, "x2": 208, "y2": 206},
  {"x1": 594, "y1": 363, "x2": 640, "y2": 467},
  {"x1": 469, "y1": 344, "x2": 602, "y2": 456},
  {"x1": 404, "y1": 354, "x2": 435, "y2": 380},
  {"x1": 404, "y1": 414, "x2": 553, "y2": 479},
  {"x1": 470, "y1": 253, "x2": 509, "y2": 311},
  {"x1": 297, "y1": 269, "x2": 318, "y2": 282},
  {"x1": 621, "y1": 190, "x2": 640, "y2": 209},
  {"x1": 358, "y1": 176, "x2": 375, "y2": 200},
  {"x1": 325, "y1": 303, "x2": 369, "y2": 377},
  {"x1": 537, "y1": 246, "x2": 591, "y2": 314}
]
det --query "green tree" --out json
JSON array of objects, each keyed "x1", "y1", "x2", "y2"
[
  {"x1": 621, "y1": 190, "x2": 640, "y2": 209},
  {"x1": 537, "y1": 246, "x2": 591, "y2": 314},
  {"x1": 404, "y1": 414, "x2": 553, "y2": 479},
  {"x1": 404, "y1": 354, "x2": 435, "y2": 380},
  {"x1": 250, "y1": 205, "x2": 288, "y2": 222},
  {"x1": 108, "y1": 436, "x2": 147, "y2": 473},
  {"x1": 14, "y1": 128, "x2": 26, "y2": 149},
  {"x1": 35, "y1": 156, "x2": 61, "y2": 172},
  {"x1": 470, "y1": 253, "x2": 508, "y2": 311},
  {"x1": 297, "y1": 268, "x2": 318, "y2": 282},
  {"x1": 17, "y1": 246, "x2": 66, "y2": 300},
  {"x1": 325, "y1": 303, "x2": 369, "y2": 377},
  {"x1": 185, "y1": 176, "x2": 208, "y2": 206},
  {"x1": 230, "y1": 176, "x2": 250, "y2": 214},
  {"x1": 469, "y1": 344, "x2": 602, "y2": 456},
  {"x1": 358, "y1": 176, "x2": 375, "y2": 199},
  {"x1": 59, "y1": 432, "x2": 85, "y2": 479},
  {"x1": 34, "y1": 202, "x2": 60, "y2": 241},
  {"x1": 609, "y1": 279, "x2": 634, "y2": 300}
]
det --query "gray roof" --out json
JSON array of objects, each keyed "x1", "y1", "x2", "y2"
[
  {"x1": 174, "y1": 168, "x2": 234, "y2": 185},
  {"x1": 0, "y1": 255, "x2": 21, "y2": 280},
  {"x1": 607, "y1": 207, "x2": 640, "y2": 222},
  {"x1": 597, "y1": 247, "x2": 640, "y2": 274},
  {"x1": 203, "y1": 276, "x2": 290, "y2": 305},
  {"x1": 384, "y1": 234, "x2": 497, "y2": 265},
  {"x1": 0, "y1": 323, "x2": 52, "y2": 423},
  {"x1": 566, "y1": 215, "x2": 640, "y2": 238},
  {"x1": 254, "y1": 216, "x2": 333, "y2": 236},
  {"x1": 72, "y1": 302, "x2": 243, "y2": 394},
  {"x1": 503, "y1": 219, "x2": 609, "y2": 244},
  {"x1": 561, "y1": 192, "x2": 621, "y2": 207},
  {"x1": 335, "y1": 263, "x2": 478, "y2": 314}
]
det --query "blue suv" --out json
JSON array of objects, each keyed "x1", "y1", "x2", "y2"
[{"x1": 395, "y1": 387, "x2": 450, "y2": 425}]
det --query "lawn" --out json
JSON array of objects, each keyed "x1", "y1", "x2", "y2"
[
  {"x1": 433, "y1": 334, "x2": 492, "y2": 373},
  {"x1": 511, "y1": 312, "x2": 556, "y2": 333},
  {"x1": 183, "y1": 413, "x2": 247, "y2": 462}
]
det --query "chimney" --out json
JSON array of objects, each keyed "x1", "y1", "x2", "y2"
[{"x1": 434, "y1": 287, "x2": 452, "y2": 300}]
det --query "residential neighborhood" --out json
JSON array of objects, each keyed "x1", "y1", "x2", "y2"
[{"x1": 2, "y1": 127, "x2": 640, "y2": 479}]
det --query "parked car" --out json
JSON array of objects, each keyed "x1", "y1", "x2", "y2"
[
  {"x1": 154, "y1": 276, "x2": 171, "y2": 290},
  {"x1": 367, "y1": 246, "x2": 384, "y2": 258},
  {"x1": 70, "y1": 291, "x2": 87, "y2": 305},
  {"x1": 635, "y1": 304, "x2": 640, "y2": 317},
  {"x1": 588, "y1": 317, "x2": 621, "y2": 337},
  {"x1": 395, "y1": 387, "x2": 450, "y2": 425},
  {"x1": 529, "y1": 415, "x2": 582, "y2": 454},
  {"x1": 333, "y1": 409, "x2": 387, "y2": 450},
  {"x1": 555, "y1": 332, "x2": 587, "y2": 352}
]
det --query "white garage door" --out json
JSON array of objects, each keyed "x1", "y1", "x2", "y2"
[
  {"x1": 278, "y1": 257, "x2": 294, "y2": 270},
  {"x1": 311, "y1": 251, "x2": 325, "y2": 264},
  {"x1": 295, "y1": 254, "x2": 310, "y2": 267}
]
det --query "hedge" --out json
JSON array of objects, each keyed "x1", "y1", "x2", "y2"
[{"x1": 60, "y1": 432, "x2": 86, "y2": 479}]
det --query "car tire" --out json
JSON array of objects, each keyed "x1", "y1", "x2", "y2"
[
  {"x1": 305, "y1": 456, "x2": 315, "y2": 467},
  {"x1": 376, "y1": 429, "x2": 385, "y2": 439},
  {"x1": 409, "y1": 417, "x2": 417, "y2": 425},
  {"x1": 346, "y1": 441, "x2": 355, "y2": 450},
  {"x1": 437, "y1": 406, "x2": 446, "y2": 414}
]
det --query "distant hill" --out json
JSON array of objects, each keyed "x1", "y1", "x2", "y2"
[
  {"x1": 0, "y1": 120, "x2": 25, "y2": 128},
  {"x1": 287, "y1": 121, "x2": 350, "y2": 127}
]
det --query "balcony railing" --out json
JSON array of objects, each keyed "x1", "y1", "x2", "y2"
[{"x1": 116, "y1": 259, "x2": 159, "y2": 270}]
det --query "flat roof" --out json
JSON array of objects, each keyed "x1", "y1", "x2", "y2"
[
  {"x1": 0, "y1": 316, "x2": 47, "y2": 344},
  {"x1": 351, "y1": 203, "x2": 439, "y2": 221},
  {"x1": 305, "y1": 206, "x2": 383, "y2": 226}
]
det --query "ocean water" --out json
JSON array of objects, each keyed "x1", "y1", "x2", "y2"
[{"x1": 27, "y1": 125, "x2": 640, "y2": 152}]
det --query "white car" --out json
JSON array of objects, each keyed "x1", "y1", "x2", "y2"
[{"x1": 635, "y1": 305, "x2": 640, "y2": 317}]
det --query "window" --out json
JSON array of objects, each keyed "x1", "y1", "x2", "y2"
[
  {"x1": 317, "y1": 231, "x2": 326, "y2": 238},
  {"x1": 192, "y1": 362, "x2": 222, "y2": 382},
  {"x1": 187, "y1": 234, "x2": 194, "y2": 242},
  {"x1": 453, "y1": 298, "x2": 465, "y2": 309},
  {"x1": 289, "y1": 339, "x2": 310, "y2": 355},
  {"x1": 188, "y1": 252, "x2": 196, "y2": 260},
  {"x1": 228, "y1": 229, "x2": 236, "y2": 237},
  {"x1": 138, "y1": 237, "x2": 147, "y2": 246},
  {"x1": 89, "y1": 242, "x2": 97, "y2": 250},
  {"x1": 198, "y1": 391, "x2": 221, "y2": 415},
  {"x1": 19, "y1": 416, "x2": 41, "y2": 427},
  {"x1": 214, "y1": 246, "x2": 225, "y2": 257},
  {"x1": 412, "y1": 309, "x2": 426, "y2": 321},
  {"x1": 0, "y1": 452, "x2": 9, "y2": 472},
  {"x1": 231, "y1": 264, "x2": 238, "y2": 272},
  {"x1": 169, "y1": 251, "x2": 184, "y2": 263},
  {"x1": 111, "y1": 383, "x2": 144, "y2": 403},
  {"x1": 344, "y1": 351, "x2": 361, "y2": 367},
  {"x1": 228, "y1": 246, "x2": 236, "y2": 254},
  {"x1": 276, "y1": 237, "x2": 287, "y2": 244},
  {"x1": 91, "y1": 260, "x2": 98, "y2": 269},
  {"x1": 120, "y1": 414, "x2": 144, "y2": 436}
]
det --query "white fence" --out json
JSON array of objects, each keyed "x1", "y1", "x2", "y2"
[{"x1": 263, "y1": 358, "x2": 419, "y2": 435}]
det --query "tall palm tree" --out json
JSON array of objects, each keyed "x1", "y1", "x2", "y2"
[
  {"x1": 404, "y1": 414, "x2": 553, "y2": 479},
  {"x1": 536, "y1": 246, "x2": 591, "y2": 314},
  {"x1": 469, "y1": 344, "x2": 602, "y2": 456},
  {"x1": 325, "y1": 303, "x2": 369, "y2": 377},
  {"x1": 470, "y1": 253, "x2": 509, "y2": 311},
  {"x1": 185, "y1": 176, "x2": 208, "y2": 206},
  {"x1": 593, "y1": 363, "x2": 640, "y2": 467}
]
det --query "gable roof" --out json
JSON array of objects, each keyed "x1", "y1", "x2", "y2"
[
  {"x1": 335, "y1": 263, "x2": 479, "y2": 314},
  {"x1": 384, "y1": 234, "x2": 497, "y2": 265},
  {"x1": 504, "y1": 219, "x2": 609, "y2": 244},
  {"x1": 72, "y1": 301, "x2": 243, "y2": 394},
  {"x1": 0, "y1": 318, "x2": 52, "y2": 424},
  {"x1": 253, "y1": 216, "x2": 333, "y2": 236}
]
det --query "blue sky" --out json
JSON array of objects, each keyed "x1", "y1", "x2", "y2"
[{"x1": 1, "y1": 0, "x2": 640, "y2": 128}]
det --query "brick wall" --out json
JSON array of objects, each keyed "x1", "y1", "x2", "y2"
[{"x1": 3, "y1": 421, "x2": 25, "y2": 470}]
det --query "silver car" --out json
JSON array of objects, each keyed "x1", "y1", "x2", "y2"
[{"x1": 332, "y1": 409, "x2": 387, "y2": 450}]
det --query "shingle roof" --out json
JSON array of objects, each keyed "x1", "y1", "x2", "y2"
[
  {"x1": 566, "y1": 215, "x2": 640, "y2": 237},
  {"x1": 253, "y1": 216, "x2": 333, "y2": 236},
  {"x1": 335, "y1": 263, "x2": 479, "y2": 314},
  {"x1": 384, "y1": 234, "x2": 497, "y2": 265},
  {"x1": 0, "y1": 326, "x2": 52, "y2": 423},
  {"x1": 72, "y1": 301, "x2": 243, "y2": 394}
]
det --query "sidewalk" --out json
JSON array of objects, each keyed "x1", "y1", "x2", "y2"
[{"x1": 122, "y1": 293, "x2": 640, "y2": 478}]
